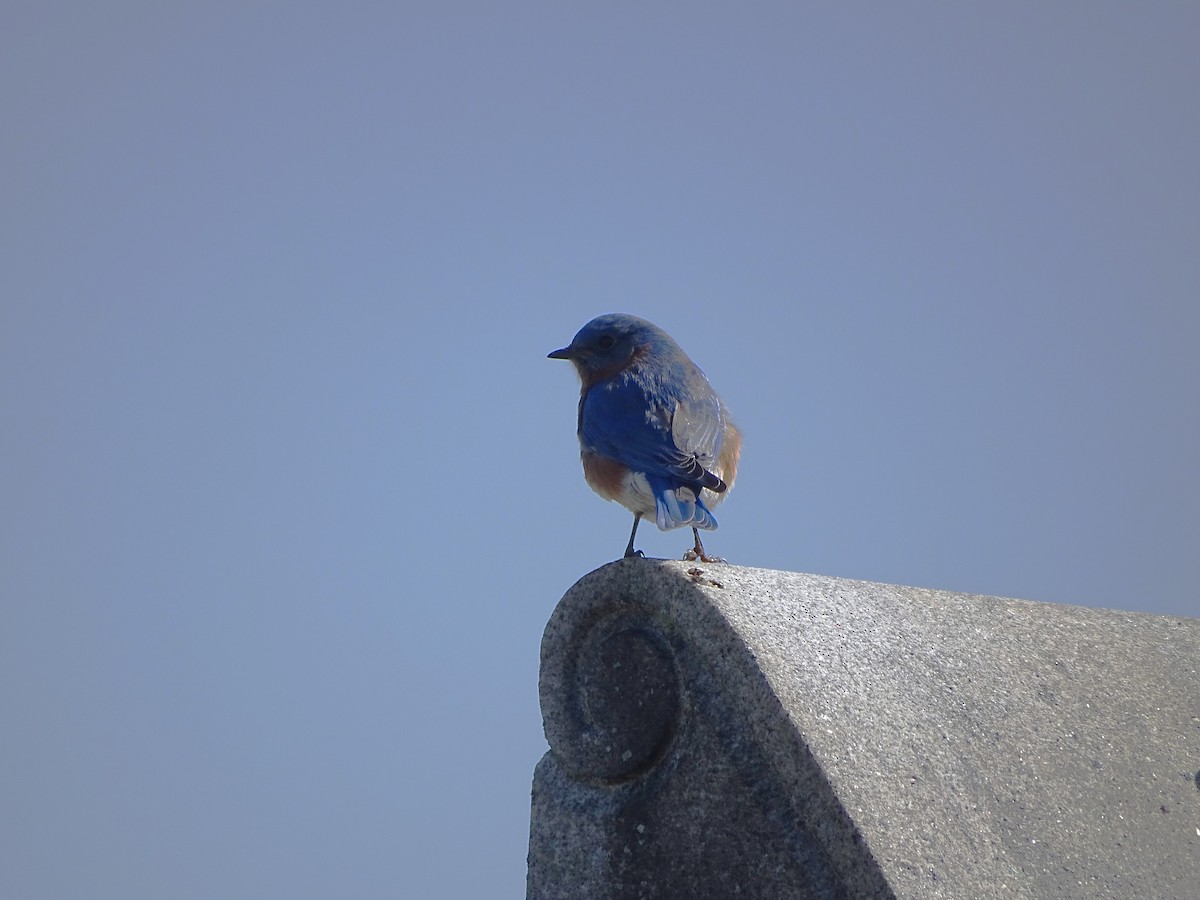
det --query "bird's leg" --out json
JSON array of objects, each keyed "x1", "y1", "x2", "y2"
[
  {"x1": 623, "y1": 514, "x2": 645, "y2": 559},
  {"x1": 683, "y1": 527, "x2": 726, "y2": 563}
]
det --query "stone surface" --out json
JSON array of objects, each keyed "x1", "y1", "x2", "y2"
[{"x1": 527, "y1": 559, "x2": 1200, "y2": 899}]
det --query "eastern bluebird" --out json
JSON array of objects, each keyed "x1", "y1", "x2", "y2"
[{"x1": 549, "y1": 313, "x2": 741, "y2": 562}]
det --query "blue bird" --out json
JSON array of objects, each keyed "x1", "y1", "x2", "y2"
[{"x1": 549, "y1": 314, "x2": 741, "y2": 562}]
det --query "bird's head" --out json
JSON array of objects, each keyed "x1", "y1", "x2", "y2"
[{"x1": 548, "y1": 313, "x2": 663, "y2": 385}]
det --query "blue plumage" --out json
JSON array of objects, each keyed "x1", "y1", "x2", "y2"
[{"x1": 549, "y1": 313, "x2": 741, "y2": 561}]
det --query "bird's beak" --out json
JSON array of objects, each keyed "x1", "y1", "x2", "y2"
[{"x1": 547, "y1": 346, "x2": 574, "y2": 360}]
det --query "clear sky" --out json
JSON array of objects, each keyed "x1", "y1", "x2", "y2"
[{"x1": 2, "y1": 3, "x2": 1197, "y2": 898}]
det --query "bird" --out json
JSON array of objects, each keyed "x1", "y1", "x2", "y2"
[{"x1": 548, "y1": 313, "x2": 741, "y2": 562}]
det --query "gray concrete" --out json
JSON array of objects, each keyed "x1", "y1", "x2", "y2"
[{"x1": 527, "y1": 559, "x2": 1200, "y2": 899}]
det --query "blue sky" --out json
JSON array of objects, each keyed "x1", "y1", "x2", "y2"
[{"x1": 2, "y1": 4, "x2": 1197, "y2": 897}]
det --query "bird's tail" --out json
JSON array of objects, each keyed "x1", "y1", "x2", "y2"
[{"x1": 652, "y1": 482, "x2": 718, "y2": 532}]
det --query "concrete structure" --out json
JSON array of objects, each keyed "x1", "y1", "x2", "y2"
[{"x1": 528, "y1": 559, "x2": 1200, "y2": 899}]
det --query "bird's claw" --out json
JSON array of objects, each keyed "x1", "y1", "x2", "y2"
[{"x1": 683, "y1": 549, "x2": 726, "y2": 564}]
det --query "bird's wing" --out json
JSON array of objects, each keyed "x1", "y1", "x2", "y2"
[
  {"x1": 581, "y1": 377, "x2": 725, "y2": 490},
  {"x1": 670, "y1": 398, "x2": 722, "y2": 469}
]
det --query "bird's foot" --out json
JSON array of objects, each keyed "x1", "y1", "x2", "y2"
[
  {"x1": 682, "y1": 548, "x2": 726, "y2": 564},
  {"x1": 624, "y1": 548, "x2": 646, "y2": 559},
  {"x1": 684, "y1": 528, "x2": 725, "y2": 563}
]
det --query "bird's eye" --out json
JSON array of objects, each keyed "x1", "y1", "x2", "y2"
[{"x1": 597, "y1": 334, "x2": 616, "y2": 350}]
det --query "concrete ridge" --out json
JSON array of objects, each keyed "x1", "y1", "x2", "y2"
[{"x1": 527, "y1": 560, "x2": 1200, "y2": 899}]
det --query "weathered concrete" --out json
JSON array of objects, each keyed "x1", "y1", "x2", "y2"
[{"x1": 527, "y1": 559, "x2": 1200, "y2": 899}]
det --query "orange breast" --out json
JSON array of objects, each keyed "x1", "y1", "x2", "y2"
[
  {"x1": 716, "y1": 420, "x2": 742, "y2": 488},
  {"x1": 581, "y1": 452, "x2": 629, "y2": 501}
]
